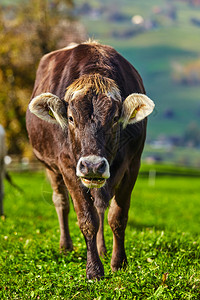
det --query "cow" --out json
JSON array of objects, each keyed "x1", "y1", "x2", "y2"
[{"x1": 26, "y1": 41, "x2": 155, "y2": 279}]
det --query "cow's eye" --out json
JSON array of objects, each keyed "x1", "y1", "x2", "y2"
[
  {"x1": 68, "y1": 116, "x2": 74, "y2": 124},
  {"x1": 113, "y1": 116, "x2": 119, "y2": 124}
]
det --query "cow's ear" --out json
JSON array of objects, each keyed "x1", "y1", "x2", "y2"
[
  {"x1": 122, "y1": 93, "x2": 155, "y2": 128},
  {"x1": 29, "y1": 93, "x2": 67, "y2": 129}
]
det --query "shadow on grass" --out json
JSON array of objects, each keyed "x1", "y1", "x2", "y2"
[
  {"x1": 49, "y1": 248, "x2": 87, "y2": 264},
  {"x1": 128, "y1": 219, "x2": 166, "y2": 232}
]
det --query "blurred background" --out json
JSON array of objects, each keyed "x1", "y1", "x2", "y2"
[{"x1": 0, "y1": 0, "x2": 200, "y2": 169}]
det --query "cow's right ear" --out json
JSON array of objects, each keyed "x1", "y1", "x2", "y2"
[{"x1": 29, "y1": 93, "x2": 68, "y2": 129}]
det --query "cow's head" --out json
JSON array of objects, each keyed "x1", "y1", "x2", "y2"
[{"x1": 29, "y1": 74, "x2": 154, "y2": 189}]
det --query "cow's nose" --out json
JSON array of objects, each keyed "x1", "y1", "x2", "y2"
[
  {"x1": 76, "y1": 155, "x2": 110, "y2": 179},
  {"x1": 79, "y1": 159, "x2": 106, "y2": 176}
]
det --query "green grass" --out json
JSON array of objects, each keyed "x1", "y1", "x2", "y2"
[{"x1": 0, "y1": 170, "x2": 200, "y2": 299}]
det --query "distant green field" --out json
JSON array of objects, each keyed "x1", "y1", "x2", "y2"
[
  {"x1": 142, "y1": 145, "x2": 200, "y2": 167},
  {"x1": 80, "y1": 0, "x2": 200, "y2": 140},
  {"x1": 1, "y1": 0, "x2": 23, "y2": 4},
  {"x1": 0, "y1": 170, "x2": 199, "y2": 299}
]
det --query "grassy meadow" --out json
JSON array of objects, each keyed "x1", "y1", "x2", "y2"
[{"x1": 0, "y1": 168, "x2": 200, "y2": 299}]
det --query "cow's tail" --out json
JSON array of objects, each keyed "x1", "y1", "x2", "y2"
[{"x1": 5, "y1": 172, "x2": 24, "y2": 193}]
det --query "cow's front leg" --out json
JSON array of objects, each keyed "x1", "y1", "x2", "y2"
[
  {"x1": 46, "y1": 169, "x2": 73, "y2": 252},
  {"x1": 60, "y1": 160, "x2": 104, "y2": 279},
  {"x1": 96, "y1": 207, "x2": 107, "y2": 257},
  {"x1": 108, "y1": 195, "x2": 129, "y2": 271},
  {"x1": 75, "y1": 200, "x2": 104, "y2": 279},
  {"x1": 108, "y1": 161, "x2": 140, "y2": 271}
]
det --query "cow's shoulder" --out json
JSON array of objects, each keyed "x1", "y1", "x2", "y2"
[
  {"x1": 37, "y1": 45, "x2": 75, "y2": 72},
  {"x1": 32, "y1": 45, "x2": 80, "y2": 97}
]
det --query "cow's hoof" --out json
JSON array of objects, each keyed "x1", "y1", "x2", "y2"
[
  {"x1": 86, "y1": 269, "x2": 104, "y2": 280},
  {"x1": 59, "y1": 239, "x2": 73, "y2": 253},
  {"x1": 111, "y1": 257, "x2": 127, "y2": 272},
  {"x1": 86, "y1": 260, "x2": 104, "y2": 280},
  {"x1": 97, "y1": 246, "x2": 107, "y2": 258}
]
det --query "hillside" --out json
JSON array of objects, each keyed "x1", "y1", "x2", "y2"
[{"x1": 77, "y1": 0, "x2": 200, "y2": 145}]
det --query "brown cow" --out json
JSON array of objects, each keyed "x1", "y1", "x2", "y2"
[{"x1": 26, "y1": 41, "x2": 154, "y2": 279}]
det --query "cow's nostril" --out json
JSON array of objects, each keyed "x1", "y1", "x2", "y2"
[
  {"x1": 95, "y1": 160, "x2": 106, "y2": 175},
  {"x1": 79, "y1": 160, "x2": 89, "y2": 175}
]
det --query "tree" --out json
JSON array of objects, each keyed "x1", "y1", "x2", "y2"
[{"x1": 0, "y1": 0, "x2": 86, "y2": 156}]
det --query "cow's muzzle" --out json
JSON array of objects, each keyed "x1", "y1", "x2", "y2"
[{"x1": 76, "y1": 155, "x2": 110, "y2": 188}]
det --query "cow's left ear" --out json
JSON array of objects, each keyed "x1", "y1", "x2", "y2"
[
  {"x1": 122, "y1": 93, "x2": 155, "y2": 128},
  {"x1": 29, "y1": 93, "x2": 67, "y2": 129}
]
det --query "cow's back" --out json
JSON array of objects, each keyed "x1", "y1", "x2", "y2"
[{"x1": 31, "y1": 42, "x2": 145, "y2": 100}]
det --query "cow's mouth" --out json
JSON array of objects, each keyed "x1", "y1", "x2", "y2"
[{"x1": 81, "y1": 177, "x2": 106, "y2": 188}]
